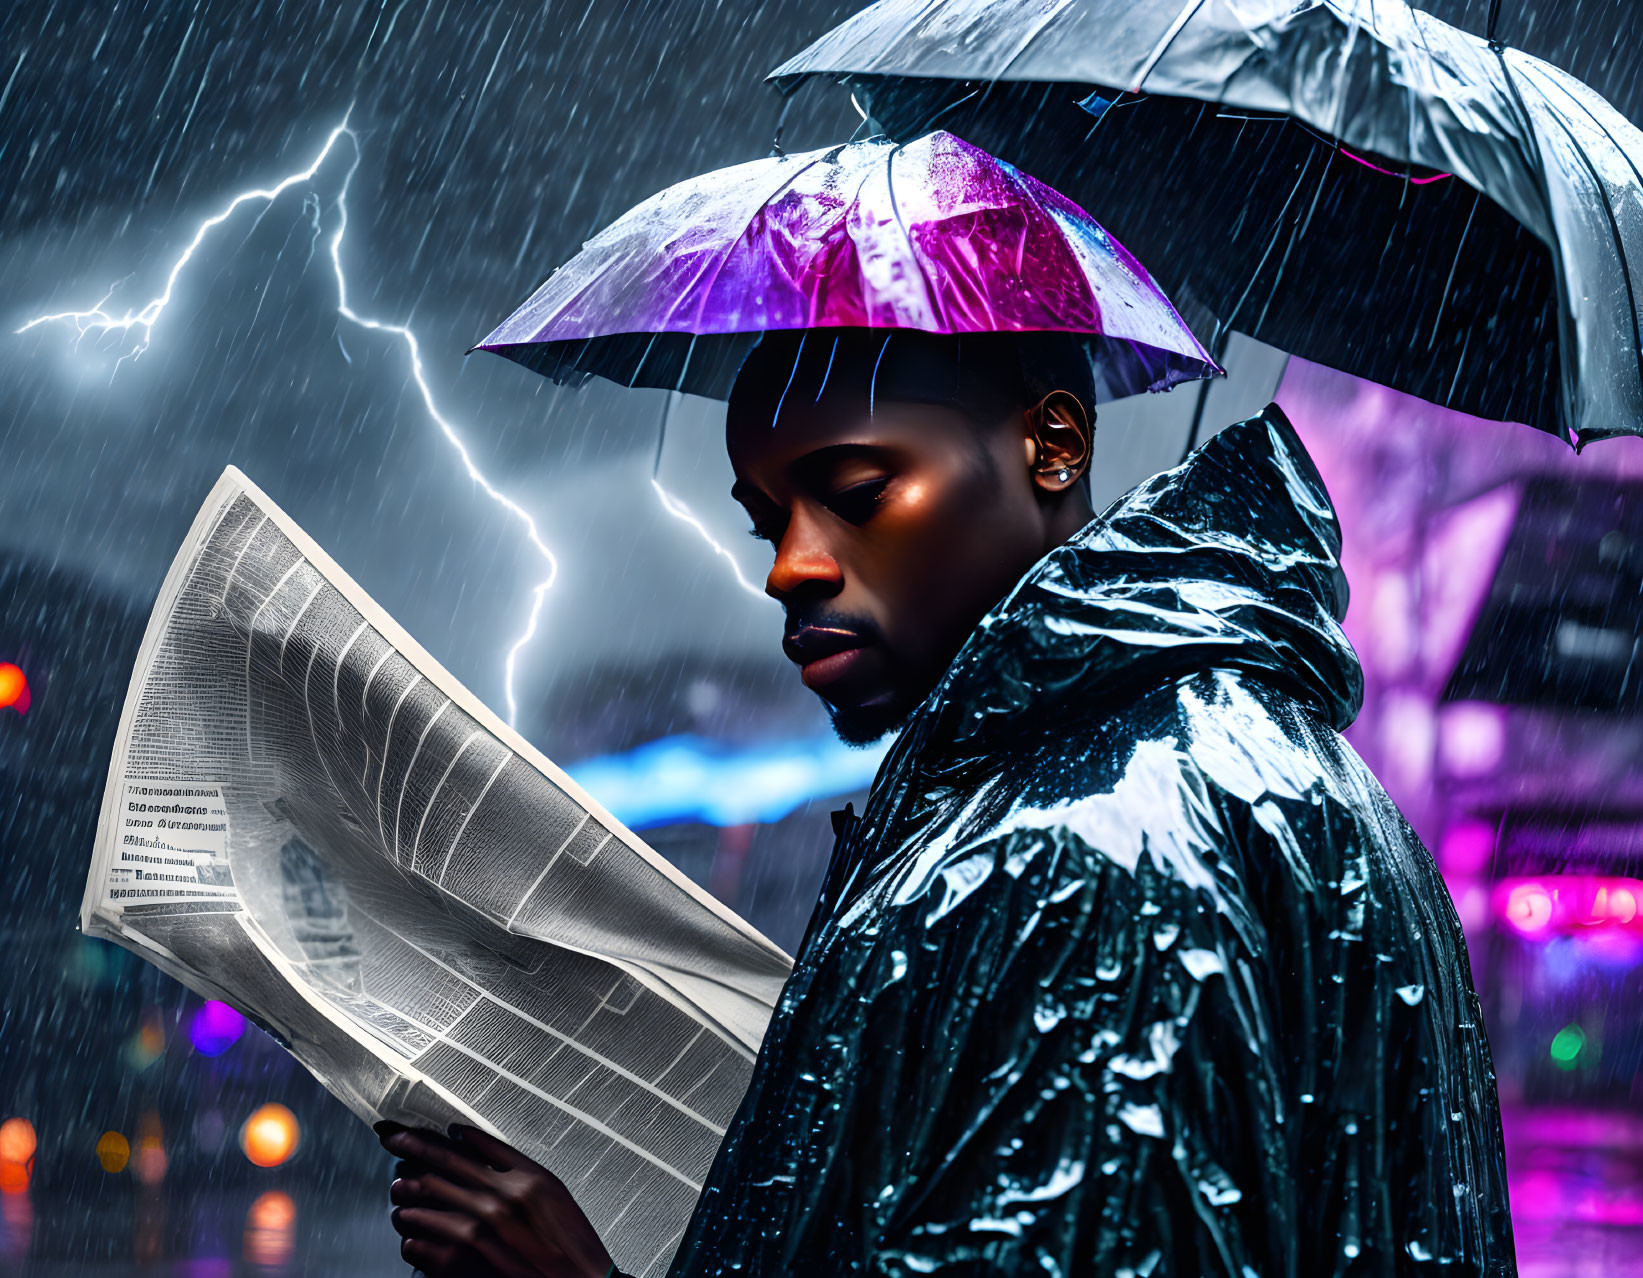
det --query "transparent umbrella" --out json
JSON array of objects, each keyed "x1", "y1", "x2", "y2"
[{"x1": 472, "y1": 130, "x2": 1219, "y2": 402}]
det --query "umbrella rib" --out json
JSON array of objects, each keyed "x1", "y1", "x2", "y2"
[
  {"x1": 989, "y1": 0, "x2": 1084, "y2": 83},
  {"x1": 882, "y1": 146, "x2": 942, "y2": 327},
  {"x1": 868, "y1": 330, "x2": 894, "y2": 417},
  {"x1": 668, "y1": 149, "x2": 836, "y2": 334},
  {"x1": 814, "y1": 334, "x2": 841, "y2": 402},
  {"x1": 1323, "y1": 1, "x2": 1372, "y2": 147},
  {"x1": 1512, "y1": 58, "x2": 1643, "y2": 426},
  {"x1": 772, "y1": 330, "x2": 809, "y2": 428},
  {"x1": 1400, "y1": 16, "x2": 1443, "y2": 197},
  {"x1": 673, "y1": 333, "x2": 699, "y2": 397},
  {"x1": 1131, "y1": 0, "x2": 1212, "y2": 94},
  {"x1": 1519, "y1": 59, "x2": 1643, "y2": 206}
]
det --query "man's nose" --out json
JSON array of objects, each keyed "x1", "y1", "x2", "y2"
[{"x1": 766, "y1": 511, "x2": 843, "y2": 602}]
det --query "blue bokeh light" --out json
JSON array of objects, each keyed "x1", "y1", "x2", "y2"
[{"x1": 567, "y1": 732, "x2": 889, "y2": 830}]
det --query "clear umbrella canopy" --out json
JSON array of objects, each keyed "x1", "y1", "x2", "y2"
[{"x1": 473, "y1": 130, "x2": 1219, "y2": 401}]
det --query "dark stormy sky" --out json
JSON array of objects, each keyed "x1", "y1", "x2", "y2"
[{"x1": 4, "y1": 0, "x2": 1641, "y2": 737}]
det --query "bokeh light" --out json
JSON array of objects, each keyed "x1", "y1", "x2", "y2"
[
  {"x1": 1550, "y1": 1024, "x2": 1587, "y2": 1070},
  {"x1": 1496, "y1": 876, "x2": 1643, "y2": 945},
  {"x1": 1504, "y1": 881, "x2": 1557, "y2": 937},
  {"x1": 244, "y1": 1190, "x2": 297, "y2": 1267},
  {"x1": 568, "y1": 731, "x2": 889, "y2": 828},
  {"x1": 95, "y1": 1130, "x2": 130, "y2": 1173},
  {"x1": 0, "y1": 1119, "x2": 35, "y2": 1165},
  {"x1": 132, "y1": 1111, "x2": 166, "y2": 1186},
  {"x1": 125, "y1": 1007, "x2": 166, "y2": 1071},
  {"x1": 0, "y1": 1118, "x2": 35, "y2": 1196},
  {"x1": 0, "y1": 663, "x2": 29, "y2": 714},
  {"x1": 240, "y1": 1104, "x2": 300, "y2": 1168},
  {"x1": 189, "y1": 1000, "x2": 246, "y2": 1056}
]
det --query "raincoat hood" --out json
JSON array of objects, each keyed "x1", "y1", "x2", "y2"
[
  {"x1": 927, "y1": 403, "x2": 1361, "y2": 760},
  {"x1": 668, "y1": 405, "x2": 1512, "y2": 1278}
]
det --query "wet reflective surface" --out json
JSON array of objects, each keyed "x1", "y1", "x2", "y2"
[{"x1": 671, "y1": 409, "x2": 1513, "y2": 1275}]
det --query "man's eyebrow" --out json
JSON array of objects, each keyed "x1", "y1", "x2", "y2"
[{"x1": 789, "y1": 442, "x2": 891, "y2": 481}]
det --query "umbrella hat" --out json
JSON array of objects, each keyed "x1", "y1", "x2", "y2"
[
  {"x1": 771, "y1": 0, "x2": 1643, "y2": 448},
  {"x1": 473, "y1": 131, "x2": 1219, "y2": 402}
]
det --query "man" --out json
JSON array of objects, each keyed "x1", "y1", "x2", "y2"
[{"x1": 382, "y1": 328, "x2": 1515, "y2": 1276}]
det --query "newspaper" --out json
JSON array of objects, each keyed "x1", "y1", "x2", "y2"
[{"x1": 81, "y1": 467, "x2": 794, "y2": 1277}]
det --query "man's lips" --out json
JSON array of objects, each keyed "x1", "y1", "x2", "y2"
[
  {"x1": 798, "y1": 646, "x2": 869, "y2": 691},
  {"x1": 783, "y1": 625, "x2": 871, "y2": 691}
]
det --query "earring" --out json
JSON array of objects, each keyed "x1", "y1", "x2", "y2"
[{"x1": 1057, "y1": 468, "x2": 1070, "y2": 483}]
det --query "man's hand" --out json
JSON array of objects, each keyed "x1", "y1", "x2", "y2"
[{"x1": 377, "y1": 1122, "x2": 614, "y2": 1278}]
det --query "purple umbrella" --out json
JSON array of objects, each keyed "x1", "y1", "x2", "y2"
[{"x1": 473, "y1": 131, "x2": 1218, "y2": 401}]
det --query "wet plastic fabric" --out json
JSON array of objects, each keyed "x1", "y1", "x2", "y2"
[
  {"x1": 667, "y1": 407, "x2": 1514, "y2": 1278},
  {"x1": 772, "y1": 0, "x2": 1643, "y2": 447},
  {"x1": 473, "y1": 131, "x2": 1216, "y2": 401}
]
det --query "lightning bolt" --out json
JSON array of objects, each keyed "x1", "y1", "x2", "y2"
[
  {"x1": 650, "y1": 479, "x2": 768, "y2": 600},
  {"x1": 16, "y1": 111, "x2": 556, "y2": 727},
  {"x1": 649, "y1": 394, "x2": 772, "y2": 603},
  {"x1": 16, "y1": 118, "x2": 356, "y2": 357}
]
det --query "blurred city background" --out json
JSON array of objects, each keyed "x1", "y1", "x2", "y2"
[{"x1": 3, "y1": 0, "x2": 1641, "y2": 1275}]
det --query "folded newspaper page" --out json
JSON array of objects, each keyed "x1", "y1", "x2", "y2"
[{"x1": 81, "y1": 466, "x2": 794, "y2": 1277}]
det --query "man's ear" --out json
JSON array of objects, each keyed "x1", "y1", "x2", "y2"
[{"x1": 1024, "y1": 390, "x2": 1093, "y2": 493}]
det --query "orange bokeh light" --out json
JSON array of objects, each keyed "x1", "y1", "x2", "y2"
[
  {"x1": 0, "y1": 1117, "x2": 35, "y2": 1196},
  {"x1": 132, "y1": 1111, "x2": 166, "y2": 1186},
  {"x1": 0, "y1": 1119, "x2": 35, "y2": 1165},
  {"x1": 244, "y1": 1190, "x2": 298, "y2": 1267},
  {"x1": 240, "y1": 1104, "x2": 300, "y2": 1168},
  {"x1": 0, "y1": 664, "x2": 26, "y2": 711},
  {"x1": 96, "y1": 1131, "x2": 130, "y2": 1174},
  {"x1": 248, "y1": 1190, "x2": 296, "y2": 1230}
]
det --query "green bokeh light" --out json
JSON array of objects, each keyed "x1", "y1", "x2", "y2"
[{"x1": 1549, "y1": 1024, "x2": 1586, "y2": 1069}]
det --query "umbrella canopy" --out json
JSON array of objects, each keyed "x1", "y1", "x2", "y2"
[
  {"x1": 771, "y1": 0, "x2": 1643, "y2": 447},
  {"x1": 473, "y1": 130, "x2": 1218, "y2": 401}
]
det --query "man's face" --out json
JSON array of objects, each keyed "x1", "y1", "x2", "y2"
[{"x1": 727, "y1": 334, "x2": 1058, "y2": 744}]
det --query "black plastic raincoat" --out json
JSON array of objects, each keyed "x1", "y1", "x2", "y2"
[{"x1": 668, "y1": 406, "x2": 1515, "y2": 1277}]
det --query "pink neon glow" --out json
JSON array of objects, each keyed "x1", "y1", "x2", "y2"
[
  {"x1": 1338, "y1": 146, "x2": 1453, "y2": 184},
  {"x1": 1438, "y1": 702, "x2": 1508, "y2": 778},
  {"x1": 1440, "y1": 819, "x2": 1496, "y2": 876},
  {"x1": 1494, "y1": 875, "x2": 1643, "y2": 940},
  {"x1": 1503, "y1": 881, "x2": 1556, "y2": 936}
]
